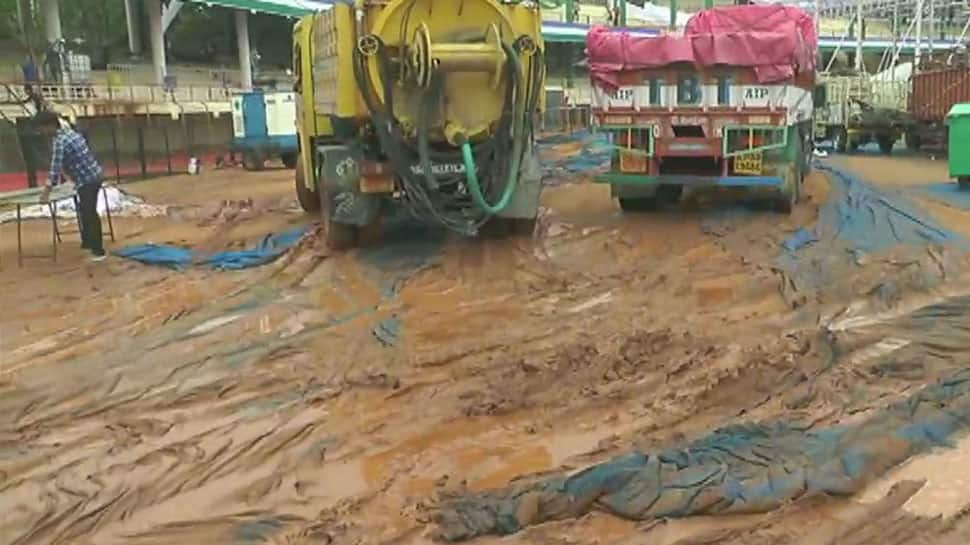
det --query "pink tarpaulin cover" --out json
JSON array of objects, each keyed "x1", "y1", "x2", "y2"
[{"x1": 587, "y1": 5, "x2": 817, "y2": 91}]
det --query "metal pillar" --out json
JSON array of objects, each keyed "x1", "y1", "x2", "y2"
[
  {"x1": 145, "y1": 0, "x2": 166, "y2": 85},
  {"x1": 124, "y1": 0, "x2": 142, "y2": 55},
  {"x1": 669, "y1": 0, "x2": 676, "y2": 30},
  {"x1": 236, "y1": 9, "x2": 253, "y2": 91},
  {"x1": 915, "y1": 0, "x2": 924, "y2": 68},
  {"x1": 855, "y1": 0, "x2": 864, "y2": 72},
  {"x1": 565, "y1": 0, "x2": 574, "y2": 23},
  {"x1": 42, "y1": 0, "x2": 62, "y2": 44},
  {"x1": 814, "y1": 0, "x2": 820, "y2": 37},
  {"x1": 15, "y1": 0, "x2": 37, "y2": 63},
  {"x1": 928, "y1": 0, "x2": 935, "y2": 60}
]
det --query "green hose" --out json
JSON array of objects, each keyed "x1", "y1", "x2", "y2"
[{"x1": 460, "y1": 42, "x2": 528, "y2": 215}]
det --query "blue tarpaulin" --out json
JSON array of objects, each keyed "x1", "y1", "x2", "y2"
[
  {"x1": 776, "y1": 163, "x2": 968, "y2": 295},
  {"x1": 114, "y1": 226, "x2": 307, "y2": 270},
  {"x1": 435, "y1": 373, "x2": 970, "y2": 541}
]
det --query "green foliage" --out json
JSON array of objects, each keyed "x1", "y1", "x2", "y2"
[
  {"x1": 61, "y1": 0, "x2": 127, "y2": 49},
  {"x1": 4, "y1": 2, "x2": 293, "y2": 68}
]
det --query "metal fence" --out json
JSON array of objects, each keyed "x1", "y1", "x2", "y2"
[
  {"x1": 540, "y1": 105, "x2": 593, "y2": 135},
  {"x1": 0, "y1": 113, "x2": 235, "y2": 192},
  {"x1": 0, "y1": 81, "x2": 238, "y2": 107}
]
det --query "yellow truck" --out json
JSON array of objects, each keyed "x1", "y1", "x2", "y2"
[{"x1": 292, "y1": 0, "x2": 547, "y2": 248}]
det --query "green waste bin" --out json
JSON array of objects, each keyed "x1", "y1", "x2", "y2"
[{"x1": 947, "y1": 103, "x2": 970, "y2": 189}]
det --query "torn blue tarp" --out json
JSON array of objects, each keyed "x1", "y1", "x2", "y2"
[
  {"x1": 434, "y1": 372, "x2": 970, "y2": 541},
  {"x1": 115, "y1": 226, "x2": 307, "y2": 270},
  {"x1": 776, "y1": 162, "x2": 968, "y2": 296},
  {"x1": 782, "y1": 227, "x2": 818, "y2": 252},
  {"x1": 537, "y1": 131, "x2": 611, "y2": 179},
  {"x1": 783, "y1": 163, "x2": 961, "y2": 255}
]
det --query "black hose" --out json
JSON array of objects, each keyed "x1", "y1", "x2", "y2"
[{"x1": 351, "y1": 32, "x2": 541, "y2": 233}]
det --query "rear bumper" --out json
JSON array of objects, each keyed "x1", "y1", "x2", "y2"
[{"x1": 594, "y1": 173, "x2": 784, "y2": 188}]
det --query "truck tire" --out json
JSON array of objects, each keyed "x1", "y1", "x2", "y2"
[
  {"x1": 318, "y1": 168, "x2": 357, "y2": 250},
  {"x1": 619, "y1": 197, "x2": 657, "y2": 212},
  {"x1": 618, "y1": 185, "x2": 681, "y2": 213},
  {"x1": 482, "y1": 217, "x2": 536, "y2": 238},
  {"x1": 243, "y1": 150, "x2": 265, "y2": 171},
  {"x1": 281, "y1": 153, "x2": 298, "y2": 169},
  {"x1": 906, "y1": 132, "x2": 922, "y2": 151},
  {"x1": 877, "y1": 135, "x2": 895, "y2": 155},
  {"x1": 294, "y1": 153, "x2": 321, "y2": 213},
  {"x1": 832, "y1": 128, "x2": 848, "y2": 153},
  {"x1": 960, "y1": 177, "x2": 970, "y2": 191},
  {"x1": 774, "y1": 166, "x2": 799, "y2": 214}
]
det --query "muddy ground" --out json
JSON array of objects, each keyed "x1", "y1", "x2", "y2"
[{"x1": 3, "y1": 150, "x2": 970, "y2": 545}]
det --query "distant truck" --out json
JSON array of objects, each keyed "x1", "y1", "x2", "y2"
[
  {"x1": 588, "y1": 5, "x2": 816, "y2": 213},
  {"x1": 231, "y1": 90, "x2": 298, "y2": 171},
  {"x1": 814, "y1": 74, "x2": 911, "y2": 154},
  {"x1": 908, "y1": 62, "x2": 970, "y2": 152}
]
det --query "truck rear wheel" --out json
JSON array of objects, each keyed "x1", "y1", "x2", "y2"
[
  {"x1": 243, "y1": 150, "x2": 265, "y2": 171},
  {"x1": 318, "y1": 181, "x2": 357, "y2": 250},
  {"x1": 906, "y1": 132, "x2": 922, "y2": 151},
  {"x1": 294, "y1": 153, "x2": 321, "y2": 213},
  {"x1": 619, "y1": 197, "x2": 657, "y2": 212},
  {"x1": 281, "y1": 152, "x2": 298, "y2": 169},
  {"x1": 481, "y1": 217, "x2": 536, "y2": 238},
  {"x1": 774, "y1": 166, "x2": 799, "y2": 214},
  {"x1": 832, "y1": 128, "x2": 848, "y2": 153},
  {"x1": 618, "y1": 185, "x2": 681, "y2": 213},
  {"x1": 877, "y1": 135, "x2": 895, "y2": 155}
]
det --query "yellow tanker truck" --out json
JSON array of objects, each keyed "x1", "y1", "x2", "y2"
[{"x1": 292, "y1": 0, "x2": 548, "y2": 248}]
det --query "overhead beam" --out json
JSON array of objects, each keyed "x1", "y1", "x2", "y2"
[{"x1": 163, "y1": 0, "x2": 185, "y2": 33}]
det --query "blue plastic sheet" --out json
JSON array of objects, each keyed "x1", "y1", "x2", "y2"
[
  {"x1": 777, "y1": 163, "x2": 967, "y2": 293},
  {"x1": 913, "y1": 182, "x2": 970, "y2": 211},
  {"x1": 537, "y1": 131, "x2": 611, "y2": 178},
  {"x1": 435, "y1": 373, "x2": 970, "y2": 541},
  {"x1": 114, "y1": 226, "x2": 307, "y2": 270}
]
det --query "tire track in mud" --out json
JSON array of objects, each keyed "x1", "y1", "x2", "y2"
[{"x1": 16, "y1": 159, "x2": 970, "y2": 545}]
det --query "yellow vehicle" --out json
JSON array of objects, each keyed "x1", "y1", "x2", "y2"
[{"x1": 292, "y1": 0, "x2": 547, "y2": 248}]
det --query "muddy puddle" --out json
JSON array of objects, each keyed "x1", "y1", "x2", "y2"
[{"x1": 5, "y1": 153, "x2": 970, "y2": 545}]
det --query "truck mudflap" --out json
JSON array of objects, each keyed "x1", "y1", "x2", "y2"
[
  {"x1": 494, "y1": 147, "x2": 543, "y2": 220},
  {"x1": 315, "y1": 145, "x2": 381, "y2": 227}
]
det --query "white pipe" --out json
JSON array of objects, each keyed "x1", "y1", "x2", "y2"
[
  {"x1": 145, "y1": 0, "x2": 166, "y2": 85},
  {"x1": 124, "y1": 0, "x2": 142, "y2": 55},
  {"x1": 236, "y1": 9, "x2": 253, "y2": 91},
  {"x1": 42, "y1": 0, "x2": 61, "y2": 44}
]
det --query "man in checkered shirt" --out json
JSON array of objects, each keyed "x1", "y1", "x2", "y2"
[{"x1": 37, "y1": 111, "x2": 106, "y2": 261}]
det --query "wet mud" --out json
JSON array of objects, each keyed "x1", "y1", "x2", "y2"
[{"x1": 3, "y1": 152, "x2": 970, "y2": 545}]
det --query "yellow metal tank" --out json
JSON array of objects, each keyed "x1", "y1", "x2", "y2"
[{"x1": 294, "y1": 0, "x2": 547, "y2": 247}]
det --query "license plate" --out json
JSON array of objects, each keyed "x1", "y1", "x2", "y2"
[
  {"x1": 734, "y1": 152, "x2": 763, "y2": 175},
  {"x1": 619, "y1": 150, "x2": 648, "y2": 173}
]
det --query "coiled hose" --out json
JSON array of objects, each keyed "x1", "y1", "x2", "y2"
[
  {"x1": 352, "y1": 33, "x2": 541, "y2": 230},
  {"x1": 457, "y1": 40, "x2": 526, "y2": 214}
]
